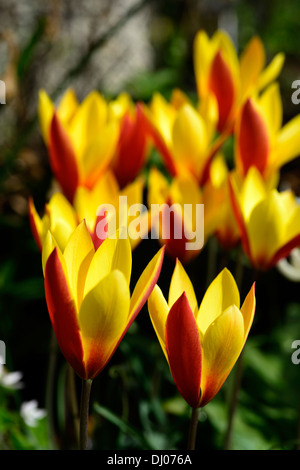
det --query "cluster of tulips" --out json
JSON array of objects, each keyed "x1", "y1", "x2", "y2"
[{"x1": 28, "y1": 29, "x2": 300, "y2": 449}]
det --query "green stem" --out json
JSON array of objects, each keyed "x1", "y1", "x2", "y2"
[
  {"x1": 67, "y1": 365, "x2": 80, "y2": 446},
  {"x1": 223, "y1": 244, "x2": 244, "y2": 450},
  {"x1": 45, "y1": 329, "x2": 58, "y2": 449},
  {"x1": 223, "y1": 351, "x2": 244, "y2": 450},
  {"x1": 187, "y1": 407, "x2": 200, "y2": 450},
  {"x1": 79, "y1": 378, "x2": 93, "y2": 450}
]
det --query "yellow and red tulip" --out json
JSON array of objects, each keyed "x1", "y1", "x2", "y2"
[
  {"x1": 147, "y1": 167, "x2": 204, "y2": 264},
  {"x1": 235, "y1": 83, "x2": 300, "y2": 182},
  {"x1": 148, "y1": 261, "x2": 255, "y2": 408},
  {"x1": 38, "y1": 89, "x2": 149, "y2": 201},
  {"x1": 43, "y1": 221, "x2": 165, "y2": 380},
  {"x1": 229, "y1": 166, "x2": 300, "y2": 270},
  {"x1": 109, "y1": 95, "x2": 150, "y2": 189},
  {"x1": 143, "y1": 91, "x2": 217, "y2": 184},
  {"x1": 193, "y1": 30, "x2": 284, "y2": 134},
  {"x1": 203, "y1": 154, "x2": 240, "y2": 250},
  {"x1": 28, "y1": 171, "x2": 148, "y2": 255}
]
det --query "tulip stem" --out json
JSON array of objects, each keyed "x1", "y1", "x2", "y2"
[
  {"x1": 223, "y1": 350, "x2": 244, "y2": 449},
  {"x1": 79, "y1": 378, "x2": 93, "y2": 450},
  {"x1": 187, "y1": 407, "x2": 200, "y2": 450}
]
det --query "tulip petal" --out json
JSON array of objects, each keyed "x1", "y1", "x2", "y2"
[
  {"x1": 81, "y1": 121, "x2": 119, "y2": 188},
  {"x1": 57, "y1": 88, "x2": 78, "y2": 125},
  {"x1": 79, "y1": 270, "x2": 130, "y2": 379},
  {"x1": 271, "y1": 234, "x2": 300, "y2": 268},
  {"x1": 38, "y1": 90, "x2": 55, "y2": 145},
  {"x1": 28, "y1": 197, "x2": 43, "y2": 252},
  {"x1": 84, "y1": 230, "x2": 132, "y2": 296},
  {"x1": 148, "y1": 284, "x2": 169, "y2": 361},
  {"x1": 208, "y1": 50, "x2": 236, "y2": 132},
  {"x1": 228, "y1": 174, "x2": 251, "y2": 258},
  {"x1": 142, "y1": 100, "x2": 178, "y2": 177},
  {"x1": 63, "y1": 221, "x2": 95, "y2": 309},
  {"x1": 68, "y1": 91, "x2": 108, "y2": 159},
  {"x1": 258, "y1": 53, "x2": 285, "y2": 91},
  {"x1": 240, "y1": 283, "x2": 256, "y2": 342},
  {"x1": 258, "y1": 82, "x2": 282, "y2": 139},
  {"x1": 239, "y1": 36, "x2": 265, "y2": 99},
  {"x1": 273, "y1": 115, "x2": 300, "y2": 170},
  {"x1": 197, "y1": 268, "x2": 240, "y2": 335},
  {"x1": 113, "y1": 103, "x2": 148, "y2": 188},
  {"x1": 168, "y1": 259, "x2": 198, "y2": 315},
  {"x1": 200, "y1": 305, "x2": 244, "y2": 407},
  {"x1": 129, "y1": 246, "x2": 165, "y2": 321},
  {"x1": 45, "y1": 192, "x2": 78, "y2": 250},
  {"x1": 165, "y1": 292, "x2": 202, "y2": 409},
  {"x1": 44, "y1": 248, "x2": 85, "y2": 378},
  {"x1": 172, "y1": 104, "x2": 207, "y2": 176},
  {"x1": 237, "y1": 99, "x2": 270, "y2": 176},
  {"x1": 42, "y1": 230, "x2": 60, "y2": 275},
  {"x1": 246, "y1": 190, "x2": 284, "y2": 267},
  {"x1": 49, "y1": 113, "x2": 79, "y2": 202},
  {"x1": 194, "y1": 30, "x2": 213, "y2": 98}
]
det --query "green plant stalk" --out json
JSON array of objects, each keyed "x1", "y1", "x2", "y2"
[
  {"x1": 79, "y1": 378, "x2": 93, "y2": 450},
  {"x1": 187, "y1": 407, "x2": 200, "y2": 450},
  {"x1": 223, "y1": 244, "x2": 244, "y2": 450}
]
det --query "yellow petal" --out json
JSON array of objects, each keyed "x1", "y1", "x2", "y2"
[
  {"x1": 196, "y1": 268, "x2": 240, "y2": 335},
  {"x1": 258, "y1": 82, "x2": 282, "y2": 139},
  {"x1": 200, "y1": 305, "x2": 244, "y2": 406},
  {"x1": 193, "y1": 30, "x2": 215, "y2": 97},
  {"x1": 84, "y1": 230, "x2": 132, "y2": 297},
  {"x1": 79, "y1": 270, "x2": 130, "y2": 378},
  {"x1": 240, "y1": 36, "x2": 265, "y2": 99},
  {"x1": 41, "y1": 230, "x2": 60, "y2": 276},
  {"x1": 68, "y1": 91, "x2": 108, "y2": 159},
  {"x1": 129, "y1": 246, "x2": 165, "y2": 319},
  {"x1": 247, "y1": 190, "x2": 285, "y2": 263},
  {"x1": 38, "y1": 89, "x2": 55, "y2": 145},
  {"x1": 240, "y1": 283, "x2": 256, "y2": 343},
  {"x1": 172, "y1": 104, "x2": 207, "y2": 171},
  {"x1": 273, "y1": 114, "x2": 300, "y2": 170},
  {"x1": 46, "y1": 192, "x2": 78, "y2": 251},
  {"x1": 284, "y1": 200, "x2": 300, "y2": 242},
  {"x1": 258, "y1": 52, "x2": 285, "y2": 91},
  {"x1": 28, "y1": 197, "x2": 44, "y2": 251},
  {"x1": 168, "y1": 259, "x2": 198, "y2": 315},
  {"x1": 63, "y1": 221, "x2": 95, "y2": 310},
  {"x1": 240, "y1": 167, "x2": 267, "y2": 222},
  {"x1": 74, "y1": 171, "x2": 119, "y2": 230},
  {"x1": 150, "y1": 92, "x2": 177, "y2": 146},
  {"x1": 169, "y1": 174, "x2": 203, "y2": 236},
  {"x1": 81, "y1": 121, "x2": 119, "y2": 186},
  {"x1": 147, "y1": 167, "x2": 169, "y2": 206},
  {"x1": 57, "y1": 88, "x2": 79, "y2": 126},
  {"x1": 148, "y1": 284, "x2": 169, "y2": 360}
]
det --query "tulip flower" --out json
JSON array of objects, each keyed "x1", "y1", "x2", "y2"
[
  {"x1": 229, "y1": 166, "x2": 300, "y2": 270},
  {"x1": 43, "y1": 221, "x2": 165, "y2": 380},
  {"x1": 38, "y1": 89, "x2": 149, "y2": 201},
  {"x1": 148, "y1": 261, "x2": 256, "y2": 409},
  {"x1": 193, "y1": 30, "x2": 284, "y2": 134},
  {"x1": 28, "y1": 171, "x2": 148, "y2": 256},
  {"x1": 109, "y1": 93, "x2": 150, "y2": 189},
  {"x1": 235, "y1": 83, "x2": 300, "y2": 182},
  {"x1": 143, "y1": 91, "x2": 218, "y2": 184},
  {"x1": 203, "y1": 154, "x2": 240, "y2": 250},
  {"x1": 147, "y1": 167, "x2": 205, "y2": 264}
]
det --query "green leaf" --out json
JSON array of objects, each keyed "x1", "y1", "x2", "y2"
[{"x1": 94, "y1": 402, "x2": 154, "y2": 449}]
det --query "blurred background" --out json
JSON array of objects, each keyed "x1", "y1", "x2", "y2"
[{"x1": 0, "y1": 0, "x2": 300, "y2": 450}]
